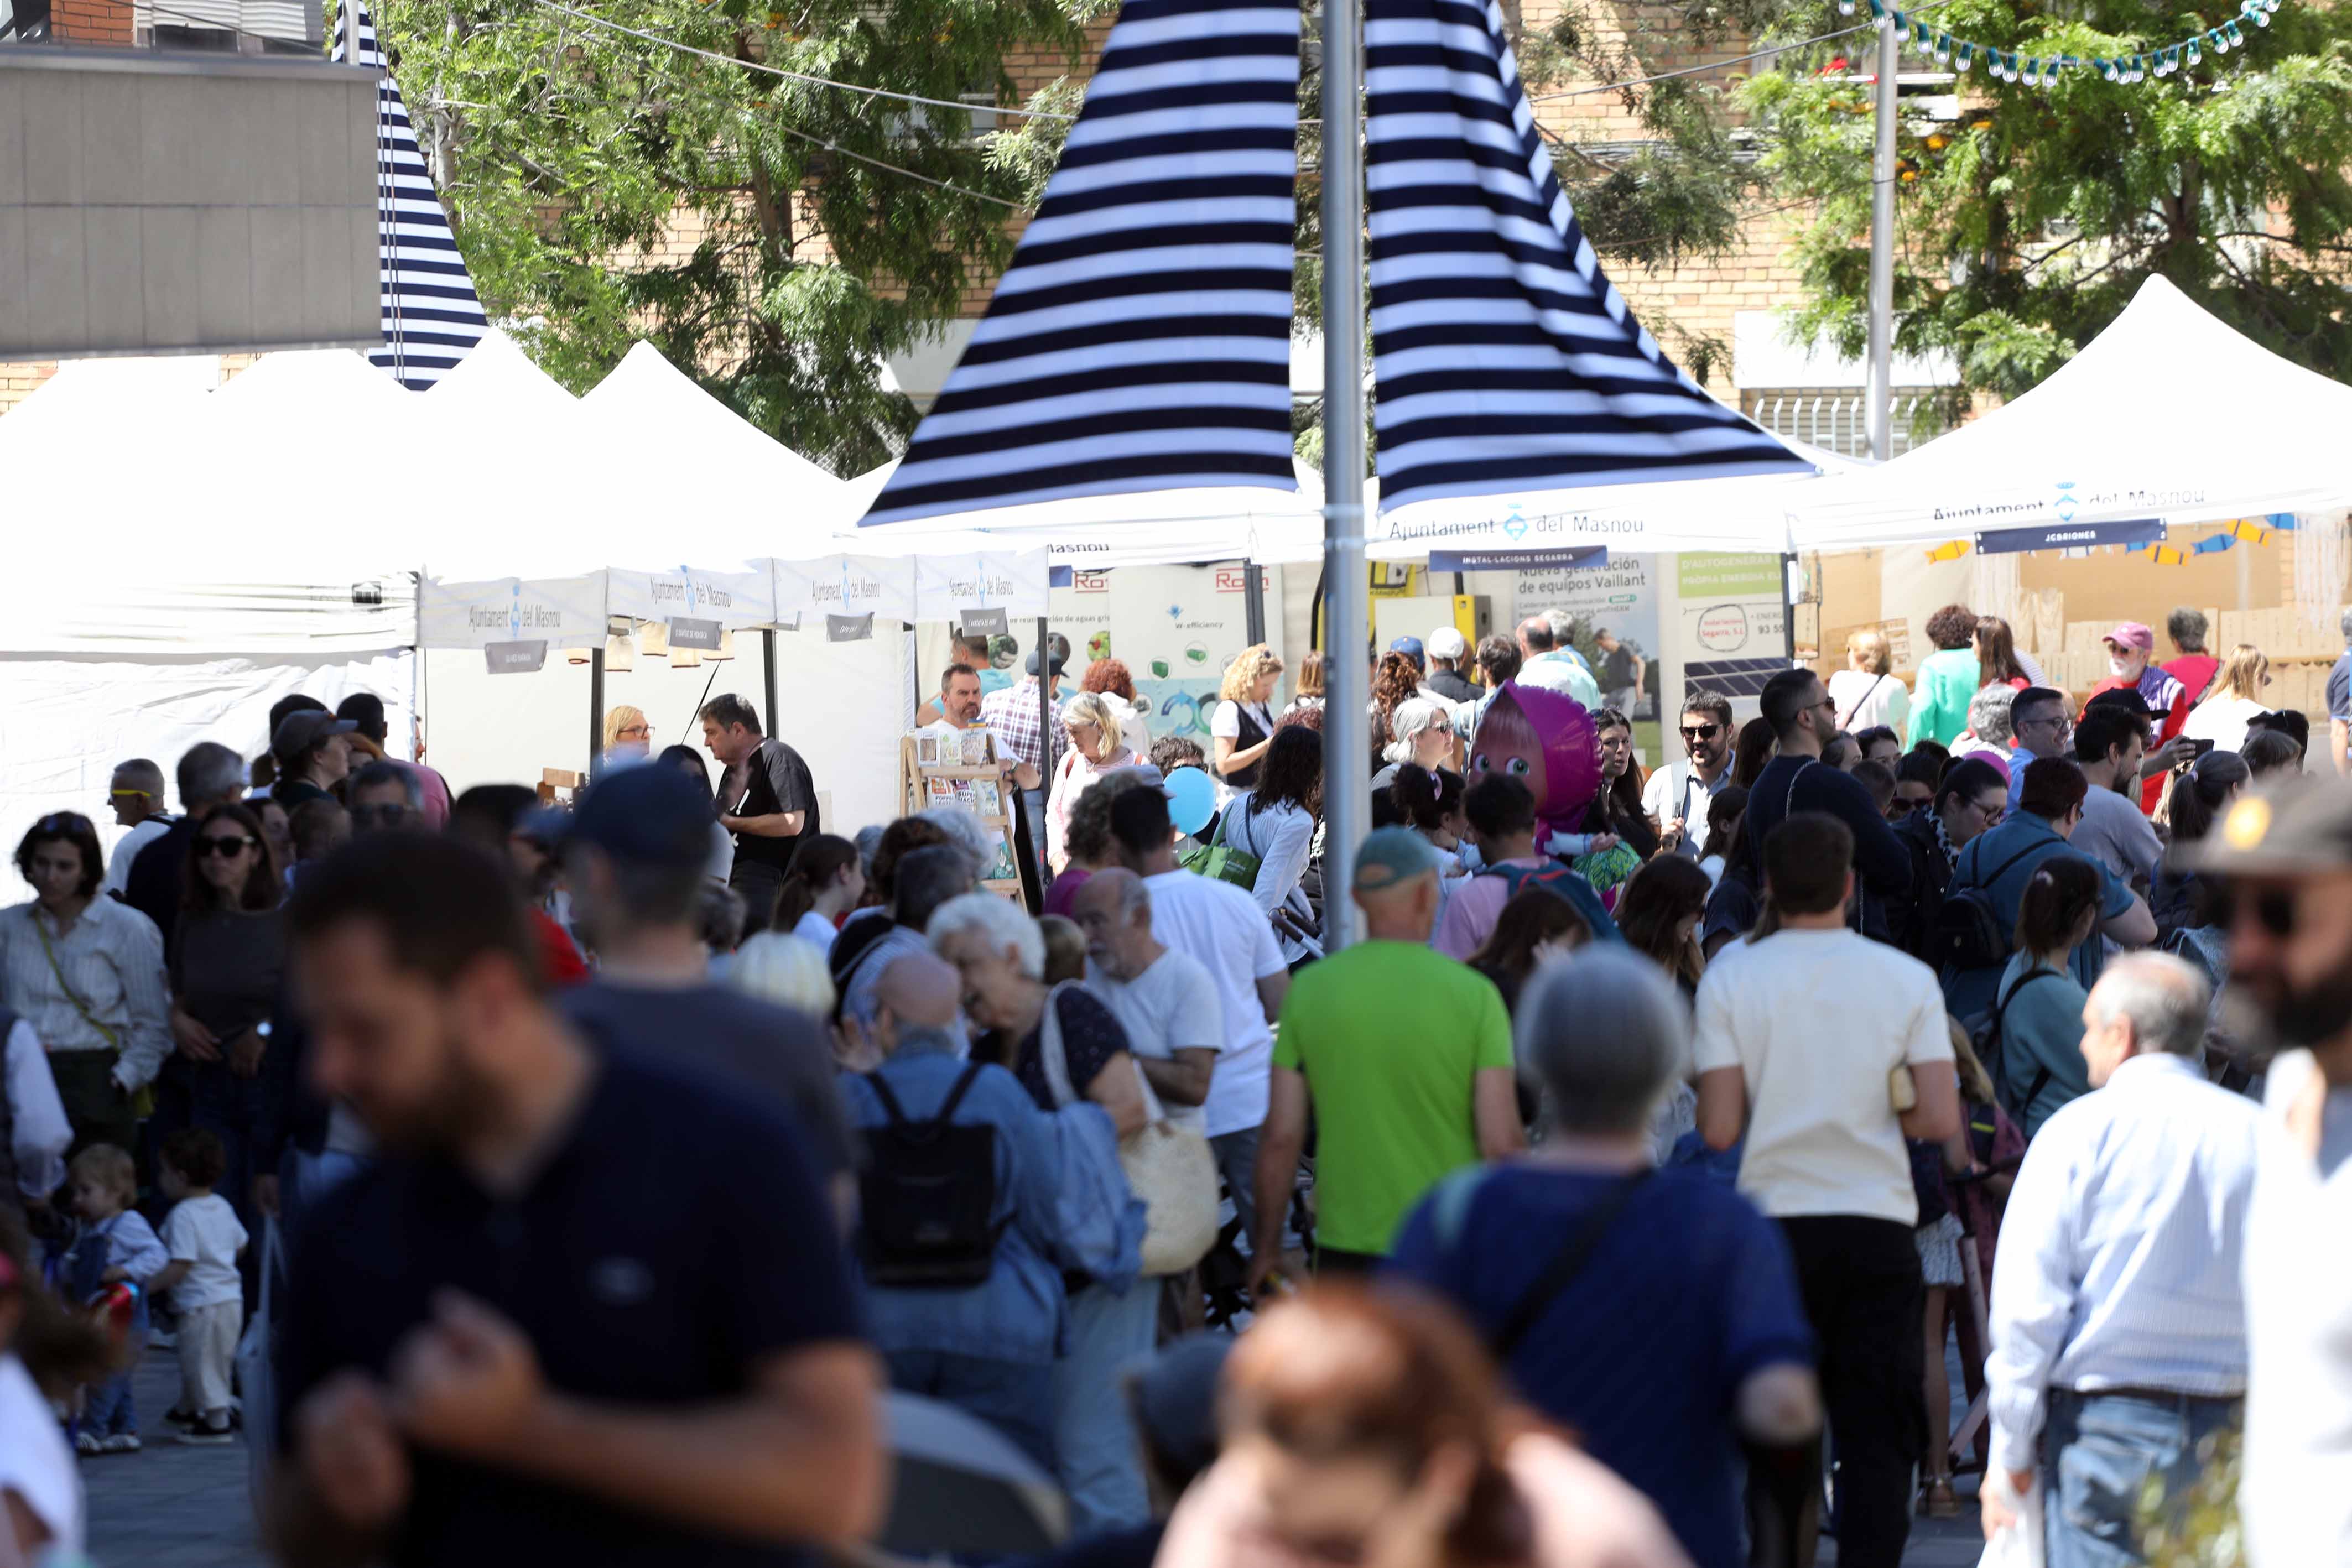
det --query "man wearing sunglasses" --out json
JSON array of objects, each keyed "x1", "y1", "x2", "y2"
[
  {"x1": 1735, "y1": 669, "x2": 1914, "y2": 944},
  {"x1": 1643, "y1": 694, "x2": 1735, "y2": 859},
  {"x1": 2172, "y1": 783, "x2": 2352, "y2": 1567},
  {"x1": 100, "y1": 758, "x2": 174, "y2": 899}
]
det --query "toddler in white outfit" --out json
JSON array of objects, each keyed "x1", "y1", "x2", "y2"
[{"x1": 150, "y1": 1128, "x2": 248, "y2": 1445}]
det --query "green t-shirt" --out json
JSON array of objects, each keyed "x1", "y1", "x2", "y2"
[{"x1": 1272, "y1": 941, "x2": 1515, "y2": 1254}]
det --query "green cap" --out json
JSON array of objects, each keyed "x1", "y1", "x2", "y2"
[{"x1": 1353, "y1": 826, "x2": 1443, "y2": 894}]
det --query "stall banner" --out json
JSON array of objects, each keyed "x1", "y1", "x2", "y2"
[
  {"x1": 607, "y1": 567, "x2": 779, "y2": 632},
  {"x1": 1677, "y1": 553, "x2": 1789, "y2": 703},
  {"x1": 419, "y1": 575, "x2": 610, "y2": 651},
  {"x1": 913, "y1": 549, "x2": 1051, "y2": 623},
  {"x1": 1515, "y1": 553, "x2": 1664, "y2": 720},
  {"x1": 1048, "y1": 564, "x2": 1274, "y2": 741},
  {"x1": 769, "y1": 555, "x2": 915, "y2": 625}
]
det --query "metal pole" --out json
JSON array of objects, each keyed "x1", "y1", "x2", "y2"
[
  {"x1": 762, "y1": 628, "x2": 780, "y2": 736},
  {"x1": 1037, "y1": 614, "x2": 1054, "y2": 879},
  {"x1": 1243, "y1": 558, "x2": 1267, "y2": 646},
  {"x1": 1865, "y1": 16, "x2": 1898, "y2": 463},
  {"x1": 587, "y1": 647, "x2": 606, "y2": 785},
  {"x1": 1320, "y1": 0, "x2": 1368, "y2": 953}
]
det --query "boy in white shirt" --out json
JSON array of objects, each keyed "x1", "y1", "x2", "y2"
[{"x1": 149, "y1": 1128, "x2": 248, "y2": 1445}]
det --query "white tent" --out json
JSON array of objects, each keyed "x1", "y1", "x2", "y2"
[{"x1": 1789, "y1": 277, "x2": 2352, "y2": 549}]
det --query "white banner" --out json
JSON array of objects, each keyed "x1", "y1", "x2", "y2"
[
  {"x1": 911, "y1": 548, "x2": 1050, "y2": 620},
  {"x1": 767, "y1": 555, "x2": 915, "y2": 625},
  {"x1": 606, "y1": 566, "x2": 778, "y2": 630},
  {"x1": 419, "y1": 575, "x2": 610, "y2": 651}
]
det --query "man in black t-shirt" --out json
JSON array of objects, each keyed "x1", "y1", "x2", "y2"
[
  {"x1": 554, "y1": 764, "x2": 857, "y2": 1194},
  {"x1": 272, "y1": 831, "x2": 881, "y2": 1568},
  {"x1": 699, "y1": 694, "x2": 819, "y2": 937},
  {"x1": 1737, "y1": 668, "x2": 1912, "y2": 943}
]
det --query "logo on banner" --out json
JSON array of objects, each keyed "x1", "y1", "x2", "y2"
[
  {"x1": 1502, "y1": 504, "x2": 1528, "y2": 543},
  {"x1": 1695, "y1": 604, "x2": 1752, "y2": 653},
  {"x1": 2055, "y1": 482, "x2": 2078, "y2": 524},
  {"x1": 1074, "y1": 571, "x2": 1111, "y2": 595},
  {"x1": 509, "y1": 584, "x2": 522, "y2": 641}
]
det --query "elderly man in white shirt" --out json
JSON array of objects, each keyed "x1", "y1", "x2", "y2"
[{"x1": 1981, "y1": 952, "x2": 2259, "y2": 1566}]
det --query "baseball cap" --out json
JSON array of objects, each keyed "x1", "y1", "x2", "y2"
[
  {"x1": 559, "y1": 763, "x2": 717, "y2": 868},
  {"x1": 2177, "y1": 780, "x2": 2352, "y2": 877},
  {"x1": 1026, "y1": 648, "x2": 1068, "y2": 679},
  {"x1": 2103, "y1": 622, "x2": 2156, "y2": 653},
  {"x1": 1388, "y1": 635, "x2": 1425, "y2": 666},
  {"x1": 2084, "y1": 685, "x2": 2155, "y2": 718},
  {"x1": 1427, "y1": 627, "x2": 1468, "y2": 661},
  {"x1": 271, "y1": 710, "x2": 357, "y2": 762},
  {"x1": 1352, "y1": 826, "x2": 1442, "y2": 893}
]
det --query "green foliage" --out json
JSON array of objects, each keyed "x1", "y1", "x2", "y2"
[
  {"x1": 367, "y1": 0, "x2": 1100, "y2": 475},
  {"x1": 1742, "y1": 0, "x2": 2352, "y2": 403}
]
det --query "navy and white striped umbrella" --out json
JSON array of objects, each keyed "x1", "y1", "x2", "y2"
[
  {"x1": 1363, "y1": 0, "x2": 1808, "y2": 510},
  {"x1": 861, "y1": 0, "x2": 1301, "y2": 527},
  {"x1": 335, "y1": 0, "x2": 490, "y2": 389}
]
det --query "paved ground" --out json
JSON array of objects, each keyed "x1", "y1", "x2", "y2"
[{"x1": 84, "y1": 1344, "x2": 1989, "y2": 1567}]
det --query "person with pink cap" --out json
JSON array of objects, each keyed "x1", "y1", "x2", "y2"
[{"x1": 2080, "y1": 622, "x2": 2194, "y2": 815}]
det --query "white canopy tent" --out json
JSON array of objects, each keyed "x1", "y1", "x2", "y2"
[{"x1": 1789, "y1": 277, "x2": 2352, "y2": 549}]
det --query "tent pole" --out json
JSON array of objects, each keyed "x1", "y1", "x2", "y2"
[
  {"x1": 1244, "y1": 557, "x2": 1267, "y2": 646},
  {"x1": 1865, "y1": 15, "x2": 1897, "y2": 463},
  {"x1": 588, "y1": 647, "x2": 606, "y2": 785},
  {"x1": 763, "y1": 628, "x2": 780, "y2": 734},
  {"x1": 1320, "y1": 0, "x2": 1368, "y2": 954}
]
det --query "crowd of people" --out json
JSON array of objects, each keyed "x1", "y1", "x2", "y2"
[{"x1": 0, "y1": 595, "x2": 2347, "y2": 1568}]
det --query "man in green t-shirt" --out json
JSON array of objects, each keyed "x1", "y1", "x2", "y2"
[{"x1": 1248, "y1": 829, "x2": 1525, "y2": 1289}]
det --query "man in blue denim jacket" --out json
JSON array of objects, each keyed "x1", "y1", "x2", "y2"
[{"x1": 840, "y1": 952, "x2": 1066, "y2": 1472}]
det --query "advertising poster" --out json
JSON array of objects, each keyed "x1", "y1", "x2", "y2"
[
  {"x1": 1042, "y1": 564, "x2": 1276, "y2": 743},
  {"x1": 1675, "y1": 553, "x2": 1790, "y2": 717},
  {"x1": 1512, "y1": 553, "x2": 1663, "y2": 722}
]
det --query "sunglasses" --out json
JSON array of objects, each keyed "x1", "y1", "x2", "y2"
[
  {"x1": 194, "y1": 835, "x2": 258, "y2": 858},
  {"x1": 107, "y1": 788, "x2": 155, "y2": 800},
  {"x1": 1679, "y1": 723, "x2": 1723, "y2": 741}
]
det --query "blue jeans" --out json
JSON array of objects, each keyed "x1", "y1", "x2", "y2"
[
  {"x1": 885, "y1": 1348, "x2": 1055, "y2": 1477},
  {"x1": 2043, "y1": 1389, "x2": 2243, "y2": 1568},
  {"x1": 1050, "y1": 1280, "x2": 1159, "y2": 1534}
]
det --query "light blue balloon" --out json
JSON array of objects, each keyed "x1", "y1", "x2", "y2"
[{"x1": 1165, "y1": 766, "x2": 1217, "y2": 836}]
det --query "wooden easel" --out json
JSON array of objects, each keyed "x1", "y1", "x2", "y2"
[{"x1": 899, "y1": 732, "x2": 1024, "y2": 901}]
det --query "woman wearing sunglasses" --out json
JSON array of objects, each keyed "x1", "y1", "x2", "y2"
[{"x1": 160, "y1": 803, "x2": 285, "y2": 1224}]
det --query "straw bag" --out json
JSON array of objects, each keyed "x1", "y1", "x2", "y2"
[{"x1": 1040, "y1": 984, "x2": 1219, "y2": 1277}]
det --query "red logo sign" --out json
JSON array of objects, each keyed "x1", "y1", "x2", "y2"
[{"x1": 1073, "y1": 571, "x2": 1111, "y2": 594}]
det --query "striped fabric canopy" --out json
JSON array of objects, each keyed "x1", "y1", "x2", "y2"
[
  {"x1": 335, "y1": 0, "x2": 490, "y2": 389},
  {"x1": 861, "y1": 0, "x2": 1300, "y2": 528},
  {"x1": 1363, "y1": 0, "x2": 1808, "y2": 509}
]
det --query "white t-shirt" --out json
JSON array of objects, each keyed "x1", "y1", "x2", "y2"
[
  {"x1": 1085, "y1": 947, "x2": 1224, "y2": 1132},
  {"x1": 160, "y1": 1193, "x2": 248, "y2": 1312},
  {"x1": 1143, "y1": 870, "x2": 1286, "y2": 1138},
  {"x1": 102, "y1": 815, "x2": 174, "y2": 897},
  {"x1": 0, "y1": 1352, "x2": 82, "y2": 1556},
  {"x1": 1692, "y1": 927, "x2": 1954, "y2": 1225},
  {"x1": 792, "y1": 910, "x2": 839, "y2": 955},
  {"x1": 1640, "y1": 762, "x2": 1726, "y2": 854},
  {"x1": 2181, "y1": 693, "x2": 2270, "y2": 756}
]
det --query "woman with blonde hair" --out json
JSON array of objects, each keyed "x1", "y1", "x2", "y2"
[
  {"x1": 1044, "y1": 690, "x2": 1137, "y2": 874},
  {"x1": 1284, "y1": 650, "x2": 1328, "y2": 715},
  {"x1": 601, "y1": 704, "x2": 653, "y2": 760},
  {"x1": 1829, "y1": 627, "x2": 1911, "y2": 740},
  {"x1": 2181, "y1": 642, "x2": 2273, "y2": 754},
  {"x1": 1080, "y1": 657, "x2": 1153, "y2": 756},
  {"x1": 1212, "y1": 644, "x2": 1284, "y2": 794}
]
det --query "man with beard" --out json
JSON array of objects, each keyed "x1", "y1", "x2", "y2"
[
  {"x1": 2181, "y1": 783, "x2": 2352, "y2": 1566},
  {"x1": 1643, "y1": 694, "x2": 1734, "y2": 859},
  {"x1": 2080, "y1": 623, "x2": 2195, "y2": 815},
  {"x1": 268, "y1": 832, "x2": 883, "y2": 1568}
]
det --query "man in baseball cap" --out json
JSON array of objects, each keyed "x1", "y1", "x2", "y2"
[
  {"x1": 1425, "y1": 627, "x2": 1479, "y2": 705},
  {"x1": 2083, "y1": 621, "x2": 2191, "y2": 815},
  {"x1": 1249, "y1": 826, "x2": 1521, "y2": 1290},
  {"x1": 1387, "y1": 635, "x2": 1427, "y2": 675},
  {"x1": 2179, "y1": 778, "x2": 2352, "y2": 1565},
  {"x1": 269, "y1": 710, "x2": 359, "y2": 810}
]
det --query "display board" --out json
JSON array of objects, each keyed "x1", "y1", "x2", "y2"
[
  {"x1": 899, "y1": 731, "x2": 1023, "y2": 898},
  {"x1": 1048, "y1": 563, "x2": 1279, "y2": 743}
]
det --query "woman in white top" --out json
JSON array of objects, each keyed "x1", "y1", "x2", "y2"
[
  {"x1": 1282, "y1": 651, "x2": 1326, "y2": 716},
  {"x1": 1218, "y1": 725, "x2": 1324, "y2": 967},
  {"x1": 768, "y1": 833, "x2": 863, "y2": 957},
  {"x1": 1827, "y1": 627, "x2": 1911, "y2": 741},
  {"x1": 1046, "y1": 692, "x2": 1138, "y2": 874},
  {"x1": 1211, "y1": 644, "x2": 1284, "y2": 796},
  {"x1": 2181, "y1": 643, "x2": 2274, "y2": 756}
]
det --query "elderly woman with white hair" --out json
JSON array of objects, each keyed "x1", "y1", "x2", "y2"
[
  {"x1": 1388, "y1": 945, "x2": 1824, "y2": 1568},
  {"x1": 1370, "y1": 696, "x2": 1459, "y2": 820},
  {"x1": 927, "y1": 890, "x2": 1155, "y2": 1533},
  {"x1": 1045, "y1": 690, "x2": 1138, "y2": 876}
]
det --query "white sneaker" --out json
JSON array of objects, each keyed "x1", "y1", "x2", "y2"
[
  {"x1": 74, "y1": 1431, "x2": 102, "y2": 1456},
  {"x1": 101, "y1": 1432, "x2": 141, "y2": 1454}
]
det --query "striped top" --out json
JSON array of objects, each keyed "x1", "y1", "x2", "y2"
[
  {"x1": 1985, "y1": 1052, "x2": 2260, "y2": 1473},
  {"x1": 336, "y1": 1, "x2": 491, "y2": 389},
  {"x1": 1362, "y1": 0, "x2": 1808, "y2": 509},
  {"x1": 0, "y1": 898, "x2": 174, "y2": 1091},
  {"x1": 862, "y1": 0, "x2": 1300, "y2": 526}
]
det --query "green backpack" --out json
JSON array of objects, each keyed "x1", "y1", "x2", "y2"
[{"x1": 1178, "y1": 799, "x2": 1262, "y2": 891}]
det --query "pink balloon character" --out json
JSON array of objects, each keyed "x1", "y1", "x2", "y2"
[{"x1": 1468, "y1": 681, "x2": 1603, "y2": 851}]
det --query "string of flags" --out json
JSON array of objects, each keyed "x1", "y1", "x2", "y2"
[
  {"x1": 1841, "y1": 0, "x2": 2282, "y2": 87},
  {"x1": 1922, "y1": 517, "x2": 2297, "y2": 565}
]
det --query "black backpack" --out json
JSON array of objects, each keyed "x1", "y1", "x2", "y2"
[
  {"x1": 1930, "y1": 841, "x2": 2045, "y2": 973},
  {"x1": 1970, "y1": 966, "x2": 2062, "y2": 1123},
  {"x1": 857, "y1": 1064, "x2": 1007, "y2": 1289}
]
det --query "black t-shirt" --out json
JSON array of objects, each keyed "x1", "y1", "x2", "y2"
[
  {"x1": 1005, "y1": 985, "x2": 1127, "y2": 1112},
  {"x1": 1602, "y1": 646, "x2": 1638, "y2": 687},
  {"x1": 1427, "y1": 669, "x2": 1481, "y2": 706},
  {"x1": 122, "y1": 817, "x2": 195, "y2": 958},
  {"x1": 560, "y1": 981, "x2": 856, "y2": 1179},
  {"x1": 273, "y1": 779, "x2": 337, "y2": 812},
  {"x1": 724, "y1": 739, "x2": 819, "y2": 872},
  {"x1": 278, "y1": 1052, "x2": 864, "y2": 1568},
  {"x1": 1736, "y1": 754, "x2": 1913, "y2": 941}
]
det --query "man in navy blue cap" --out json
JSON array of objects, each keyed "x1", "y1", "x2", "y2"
[{"x1": 554, "y1": 765, "x2": 857, "y2": 1194}]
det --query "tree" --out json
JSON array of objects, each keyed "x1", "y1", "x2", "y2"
[
  {"x1": 368, "y1": 0, "x2": 1108, "y2": 476},
  {"x1": 1743, "y1": 0, "x2": 2352, "y2": 415}
]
